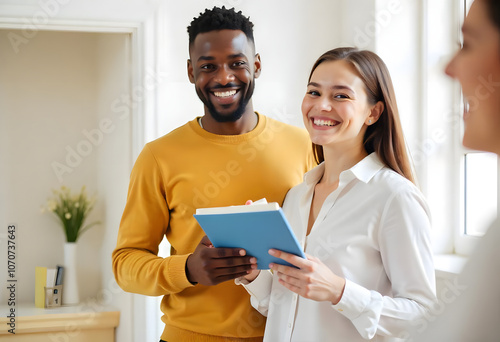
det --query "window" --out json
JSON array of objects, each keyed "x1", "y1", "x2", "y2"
[
  {"x1": 454, "y1": 0, "x2": 498, "y2": 254},
  {"x1": 376, "y1": 0, "x2": 498, "y2": 257},
  {"x1": 464, "y1": 152, "x2": 498, "y2": 237}
]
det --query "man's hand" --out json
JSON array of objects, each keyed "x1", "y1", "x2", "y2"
[{"x1": 186, "y1": 236, "x2": 257, "y2": 286}]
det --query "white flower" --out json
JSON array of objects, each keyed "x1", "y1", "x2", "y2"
[
  {"x1": 43, "y1": 185, "x2": 99, "y2": 242},
  {"x1": 47, "y1": 200, "x2": 57, "y2": 212}
]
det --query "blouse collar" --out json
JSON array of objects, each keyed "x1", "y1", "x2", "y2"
[{"x1": 304, "y1": 152, "x2": 385, "y2": 186}]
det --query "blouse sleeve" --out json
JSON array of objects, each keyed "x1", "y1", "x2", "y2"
[
  {"x1": 235, "y1": 270, "x2": 274, "y2": 317},
  {"x1": 332, "y1": 186, "x2": 437, "y2": 340}
]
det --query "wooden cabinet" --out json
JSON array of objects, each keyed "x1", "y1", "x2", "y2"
[{"x1": 0, "y1": 304, "x2": 120, "y2": 341}]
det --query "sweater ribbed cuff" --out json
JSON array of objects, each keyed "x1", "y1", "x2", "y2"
[{"x1": 165, "y1": 253, "x2": 195, "y2": 292}]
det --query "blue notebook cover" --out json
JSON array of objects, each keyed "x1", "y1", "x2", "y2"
[{"x1": 194, "y1": 203, "x2": 305, "y2": 269}]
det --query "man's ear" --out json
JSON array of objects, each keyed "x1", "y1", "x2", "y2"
[
  {"x1": 366, "y1": 101, "x2": 384, "y2": 125},
  {"x1": 254, "y1": 53, "x2": 262, "y2": 79},
  {"x1": 187, "y1": 59, "x2": 195, "y2": 84}
]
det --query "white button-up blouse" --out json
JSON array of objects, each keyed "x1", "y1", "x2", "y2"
[{"x1": 239, "y1": 153, "x2": 437, "y2": 342}]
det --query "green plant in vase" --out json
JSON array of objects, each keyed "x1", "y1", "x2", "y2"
[
  {"x1": 43, "y1": 185, "x2": 99, "y2": 242},
  {"x1": 42, "y1": 185, "x2": 99, "y2": 305}
]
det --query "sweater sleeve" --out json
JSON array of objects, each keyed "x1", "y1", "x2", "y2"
[
  {"x1": 332, "y1": 187, "x2": 437, "y2": 340},
  {"x1": 112, "y1": 145, "x2": 194, "y2": 296}
]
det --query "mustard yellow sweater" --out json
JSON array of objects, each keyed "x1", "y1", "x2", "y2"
[{"x1": 112, "y1": 114, "x2": 315, "y2": 341}]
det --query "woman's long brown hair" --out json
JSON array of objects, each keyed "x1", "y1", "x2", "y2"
[{"x1": 308, "y1": 47, "x2": 416, "y2": 184}]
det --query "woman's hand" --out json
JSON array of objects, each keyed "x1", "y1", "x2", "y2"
[
  {"x1": 269, "y1": 249, "x2": 346, "y2": 304},
  {"x1": 243, "y1": 269, "x2": 261, "y2": 282}
]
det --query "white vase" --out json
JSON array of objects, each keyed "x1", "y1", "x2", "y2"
[{"x1": 63, "y1": 242, "x2": 80, "y2": 305}]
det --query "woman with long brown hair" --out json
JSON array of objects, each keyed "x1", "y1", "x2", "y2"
[{"x1": 238, "y1": 47, "x2": 436, "y2": 341}]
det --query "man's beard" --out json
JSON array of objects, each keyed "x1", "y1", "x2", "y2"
[{"x1": 197, "y1": 81, "x2": 255, "y2": 123}]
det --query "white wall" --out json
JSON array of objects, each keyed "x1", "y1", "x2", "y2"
[
  {"x1": 0, "y1": 30, "x2": 103, "y2": 302},
  {"x1": 95, "y1": 32, "x2": 134, "y2": 341},
  {"x1": 0, "y1": 28, "x2": 134, "y2": 339}
]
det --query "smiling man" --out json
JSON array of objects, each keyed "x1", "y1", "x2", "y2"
[
  {"x1": 112, "y1": 7, "x2": 315, "y2": 342},
  {"x1": 188, "y1": 29, "x2": 259, "y2": 132}
]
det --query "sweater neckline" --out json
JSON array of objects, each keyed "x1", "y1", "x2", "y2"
[{"x1": 190, "y1": 112, "x2": 267, "y2": 144}]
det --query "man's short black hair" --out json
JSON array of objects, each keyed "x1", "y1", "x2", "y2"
[{"x1": 187, "y1": 6, "x2": 254, "y2": 47}]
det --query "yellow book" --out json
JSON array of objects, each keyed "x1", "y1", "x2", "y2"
[{"x1": 35, "y1": 267, "x2": 47, "y2": 308}]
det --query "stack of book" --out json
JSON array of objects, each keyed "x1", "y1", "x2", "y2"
[{"x1": 35, "y1": 265, "x2": 64, "y2": 308}]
